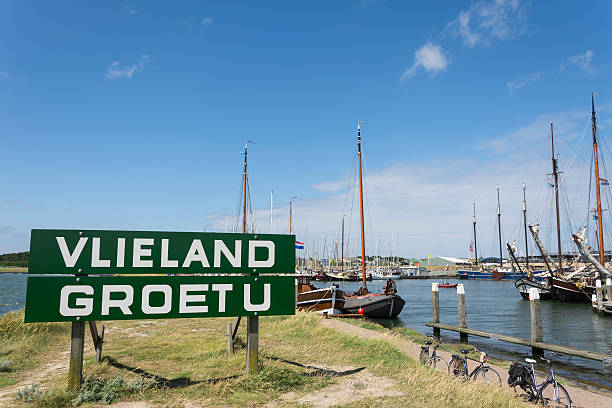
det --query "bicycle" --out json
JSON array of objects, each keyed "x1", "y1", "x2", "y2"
[
  {"x1": 447, "y1": 348, "x2": 501, "y2": 385},
  {"x1": 419, "y1": 337, "x2": 448, "y2": 369},
  {"x1": 509, "y1": 355, "x2": 572, "y2": 408}
]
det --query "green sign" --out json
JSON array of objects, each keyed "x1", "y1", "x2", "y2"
[
  {"x1": 25, "y1": 275, "x2": 295, "y2": 322},
  {"x1": 29, "y1": 229, "x2": 295, "y2": 275}
]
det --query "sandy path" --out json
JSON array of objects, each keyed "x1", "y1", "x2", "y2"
[
  {"x1": 322, "y1": 318, "x2": 612, "y2": 408},
  {"x1": 0, "y1": 350, "x2": 70, "y2": 403}
]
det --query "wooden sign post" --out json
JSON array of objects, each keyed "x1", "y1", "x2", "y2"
[{"x1": 24, "y1": 229, "x2": 296, "y2": 386}]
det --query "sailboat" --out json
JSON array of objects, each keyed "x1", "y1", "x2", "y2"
[
  {"x1": 512, "y1": 183, "x2": 553, "y2": 300},
  {"x1": 458, "y1": 189, "x2": 521, "y2": 280},
  {"x1": 341, "y1": 122, "x2": 405, "y2": 318},
  {"x1": 550, "y1": 96, "x2": 609, "y2": 303}
]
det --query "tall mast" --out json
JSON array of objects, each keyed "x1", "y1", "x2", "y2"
[
  {"x1": 522, "y1": 183, "x2": 529, "y2": 269},
  {"x1": 242, "y1": 143, "x2": 248, "y2": 234},
  {"x1": 551, "y1": 123, "x2": 562, "y2": 272},
  {"x1": 497, "y1": 185, "x2": 503, "y2": 266},
  {"x1": 592, "y1": 94, "x2": 605, "y2": 265},
  {"x1": 341, "y1": 215, "x2": 345, "y2": 272},
  {"x1": 357, "y1": 121, "x2": 368, "y2": 291},
  {"x1": 472, "y1": 201, "x2": 478, "y2": 265}
]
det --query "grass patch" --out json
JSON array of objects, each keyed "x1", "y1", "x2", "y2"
[
  {"x1": 4, "y1": 312, "x2": 531, "y2": 407},
  {"x1": 0, "y1": 309, "x2": 70, "y2": 388}
]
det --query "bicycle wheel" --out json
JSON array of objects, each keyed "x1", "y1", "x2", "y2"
[
  {"x1": 539, "y1": 381, "x2": 571, "y2": 408},
  {"x1": 471, "y1": 366, "x2": 502, "y2": 386},
  {"x1": 425, "y1": 355, "x2": 448, "y2": 370},
  {"x1": 419, "y1": 348, "x2": 428, "y2": 364},
  {"x1": 447, "y1": 356, "x2": 468, "y2": 381}
]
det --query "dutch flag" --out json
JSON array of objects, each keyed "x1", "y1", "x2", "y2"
[{"x1": 296, "y1": 241, "x2": 304, "y2": 250}]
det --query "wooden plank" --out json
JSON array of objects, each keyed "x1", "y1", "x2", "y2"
[
  {"x1": 227, "y1": 323, "x2": 234, "y2": 355},
  {"x1": 246, "y1": 315, "x2": 259, "y2": 375},
  {"x1": 68, "y1": 321, "x2": 85, "y2": 388},
  {"x1": 425, "y1": 322, "x2": 611, "y2": 362},
  {"x1": 96, "y1": 325, "x2": 105, "y2": 363}
]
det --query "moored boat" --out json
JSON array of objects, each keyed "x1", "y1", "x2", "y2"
[
  {"x1": 343, "y1": 291, "x2": 405, "y2": 318},
  {"x1": 338, "y1": 122, "x2": 405, "y2": 319},
  {"x1": 297, "y1": 277, "x2": 345, "y2": 313}
]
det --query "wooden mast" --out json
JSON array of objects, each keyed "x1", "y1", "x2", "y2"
[
  {"x1": 522, "y1": 183, "x2": 529, "y2": 271},
  {"x1": 242, "y1": 143, "x2": 248, "y2": 234},
  {"x1": 341, "y1": 215, "x2": 345, "y2": 272},
  {"x1": 357, "y1": 121, "x2": 368, "y2": 291},
  {"x1": 497, "y1": 186, "x2": 503, "y2": 266},
  {"x1": 592, "y1": 94, "x2": 605, "y2": 265},
  {"x1": 551, "y1": 123, "x2": 562, "y2": 272},
  {"x1": 472, "y1": 201, "x2": 478, "y2": 265}
]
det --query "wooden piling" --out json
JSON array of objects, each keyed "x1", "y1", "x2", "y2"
[
  {"x1": 68, "y1": 321, "x2": 85, "y2": 389},
  {"x1": 457, "y1": 284, "x2": 468, "y2": 343},
  {"x1": 607, "y1": 278, "x2": 612, "y2": 302},
  {"x1": 227, "y1": 323, "x2": 234, "y2": 355},
  {"x1": 529, "y1": 288, "x2": 544, "y2": 358},
  {"x1": 431, "y1": 283, "x2": 440, "y2": 337},
  {"x1": 246, "y1": 315, "x2": 259, "y2": 374},
  {"x1": 595, "y1": 280, "x2": 603, "y2": 314}
]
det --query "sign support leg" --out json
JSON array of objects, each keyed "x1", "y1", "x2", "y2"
[
  {"x1": 88, "y1": 321, "x2": 105, "y2": 363},
  {"x1": 232, "y1": 316, "x2": 241, "y2": 340},
  {"x1": 68, "y1": 321, "x2": 85, "y2": 389},
  {"x1": 246, "y1": 315, "x2": 259, "y2": 374}
]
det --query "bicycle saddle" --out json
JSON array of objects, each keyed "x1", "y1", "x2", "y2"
[
  {"x1": 525, "y1": 358, "x2": 537, "y2": 364},
  {"x1": 424, "y1": 341, "x2": 432, "y2": 345},
  {"x1": 460, "y1": 349, "x2": 469, "y2": 354}
]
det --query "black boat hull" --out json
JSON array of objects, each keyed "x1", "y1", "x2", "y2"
[
  {"x1": 549, "y1": 277, "x2": 594, "y2": 303},
  {"x1": 343, "y1": 294, "x2": 405, "y2": 318}
]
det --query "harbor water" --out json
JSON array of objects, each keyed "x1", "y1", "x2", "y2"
[
  {"x1": 0, "y1": 273, "x2": 26, "y2": 317},
  {"x1": 315, "y1": 278, "x2": 612, "y2": 390}
]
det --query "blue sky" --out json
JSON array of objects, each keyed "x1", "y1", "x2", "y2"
[{"x1": 2, "y1": 0, "x2": 611, "y2": 258}]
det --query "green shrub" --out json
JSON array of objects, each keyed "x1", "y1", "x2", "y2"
[
  {"x1": 0, "y1": 359, "x2": 12, "y2": 372},
  {"x1": 15, "y1": 383, "x2": 42, "y2": 402},
  {"x1": 73, "y1": 375, "x2": 154, "y2": 405}
]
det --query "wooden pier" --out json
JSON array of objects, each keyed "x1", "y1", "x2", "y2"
[{"x1": 427, "y1": 283, "x2": 612, "y2": 365}]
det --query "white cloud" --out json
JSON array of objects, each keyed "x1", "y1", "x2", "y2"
[
  {"x1": 447, "y1": 0, "x2": 527, "y2": 47},
  {"x1": 201, "y1": 17, "x2": 213, "y2": 26},
  {"x1": 402, "y1": 42, "x2": 449, "y2": 80},
  {"x1": 105, "y1": 55, "x2": 149, "y2": 79},
  {"x1": 0, "y1": 71, "x2": 8, "y2": 79},
  {"x1": 206, "y1": 105, "x2": 609, "y2": 259},
  {"x1": 128, "y1": 9, "x2": 136, "y2": 16},
  {"x1": 560, "y1": 50, "x2": 597, "y2": 74},
  {"x1": 506, "y1": 72, "x2": 541, "y2": 94}
]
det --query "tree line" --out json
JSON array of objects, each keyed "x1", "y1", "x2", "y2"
[{"x1": 0, "y1": 251, "x2": 29, "y2": 267}]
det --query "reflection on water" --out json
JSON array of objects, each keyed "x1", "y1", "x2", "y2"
[{"x1": 315, "y1": 278, "x2": 612, "y2": 390}]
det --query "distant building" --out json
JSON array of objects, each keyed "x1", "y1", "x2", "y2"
[{"x1": 426, "y1": 256, "x2": 471, "y2": 267}]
